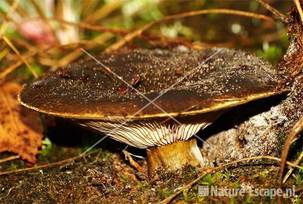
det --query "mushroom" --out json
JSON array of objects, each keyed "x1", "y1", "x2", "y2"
[{"x1": 19, "y1": 48, "x2": 287, "y2": 176}]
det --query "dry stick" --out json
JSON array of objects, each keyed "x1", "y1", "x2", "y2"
[
  {"x1": 106, "y1": 9, "x2": 273, "y2": 52},
  {"x1": 256, "y1": 0, "x2": 288, "y2": 22},
  {"x1": 160, "y1": 155, "x2": 303, "y2": 204},
  {"x1": 0, "y1": 155, "x2": 20, "y2": 164},
  {"x1": 279, "y1": 117, "x2": 303, "y2": 186},
  {"x1": 2, "y1": 36, "x2": 38, "y2": 78},
  {"x1": 294, "y1": 0, "x2": 303, "y2": 25}
]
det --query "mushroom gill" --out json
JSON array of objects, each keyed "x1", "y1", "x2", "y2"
[{"x1": 81, "y1": 120, "x2": 207, "y2": 148}]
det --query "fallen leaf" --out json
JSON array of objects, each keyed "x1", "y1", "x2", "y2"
[{"x1": 0, "y1": 82, "x2": 43, "y2": 163}]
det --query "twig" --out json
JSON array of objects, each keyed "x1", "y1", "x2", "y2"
[
  {"x1": 106, "y1": 8, "x2": 274, "y2": 52},
  {"x1": 51, "y1": 18, "x2": 203, "y2": 49},
  {"x1": 0, "y1": 151, "x2": 96, "y2": 176},
  {"x1": 159, "y1": 171, "x2": 209, "y2": 204},
  {"x1": 279, "y1": 117, "x2": 303, "y2": 186},
  {"x1": 160, "y1": 155, "x2": 303, "y2": 204},
  {"x1": 256, "y1": 0, "x2": 288, "y2": 22},
  {"x1": 294, "y1": 0, "x2": 303, "y2": 25},
  {"x1": 0, "y1": 155, "x2": 20, "y2": 164},
  {"x1": 123, "y1": 150, "x2": 146, "y2": 176},
  {"x1": 0, "y1": 187, "x2": 15, "y2": 199}
]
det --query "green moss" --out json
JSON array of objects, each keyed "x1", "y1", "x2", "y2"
[
  {"x1": 157, "y1": 187, "x2": 173, "y2": 200},
  {"x1": 294, "y1": 169, "x2": 303, "y2": 186},
  {"x1": 39, "y1": 138, "x2": 53, "y2": 157},
  {"x1": 257, "y1": 44, "x2": 283, "y2": 64},
  {"x1": 294, "y1": 195, "x2": 302, "y2": 204}
]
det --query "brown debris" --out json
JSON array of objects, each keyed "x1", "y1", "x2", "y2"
[{"x1": 0, "y1": 82, "x2": 43, "y2": 163}]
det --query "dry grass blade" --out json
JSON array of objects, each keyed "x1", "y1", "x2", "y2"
[
  {"x1": 106, "y1": 8, "x2": 274, "y2": 52},
  {"x1": 283, "y1": 152, "x2": 303, "y2": 183},
  {"x1": 28, "y1": 0, "x2": 46, "y2": 17},
  {"x1": 256, "y1": 0, "x2": 287, "y2": 22},
  {"x1": 294, "y1": 0, "x2": 303, "y2": 25},
  {"x1": 279, "y1": 117, "x2": 303, "y2": 186},
  {"x1": 38, "y1": 34, "x2": 113, "y2": 68},
  {"x1": 84, "y1": 0, "x2": 123, "y2": 22},
  {"x1": 28, "y1": 0, "x2": 58, "y2": 44},
  {"x1": 0, "y1": 151, "x2": 97, "y2": 176},
  {"x1": 51, "y1": 18, "x2": 200, "y2": 48},
  {"x1": 52, "y1": 18, "x2": 128, "y2": 35},
  {"x1": 0, "y1": 156, "x2": 78, "y2": 176},
  {"x1": 159, "y1": 172, "x2": 209, "y2": 204},
  {"x1": 0, "y1": 49, "x2": 9, "y2": 61},
  {"x1": 160, "y1": 155, "x2": 302, "y2": 204},
  {"x1": 2, "y1": 36, "x2": 38, "y2": 78},
  {"x1": 0, "y1": 155, "x2": 20, "y2": 164},
  {"x1": 1, "y1": 32, "x2": 112, "y2": 77},
  {"x1": 0, "y1": 50, "x2": 38, "y2": 79},
  {"x1": 55, "y1": 48, "x2": 82, "y2": 68},
  {"x1": 123, "y1": 150, "x2": 146, "y2": 176},
  {"x1": 0, "y1": 0, "x2": 19, "y2": 36}
]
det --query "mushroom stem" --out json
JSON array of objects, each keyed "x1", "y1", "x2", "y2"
[{"x1": 146, "y1": 138, "x2": 204, "y2": 177}]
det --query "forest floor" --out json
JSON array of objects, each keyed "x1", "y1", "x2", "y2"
[{"x1": 0, "y1": 131, "x2": 299, "y2": 203}]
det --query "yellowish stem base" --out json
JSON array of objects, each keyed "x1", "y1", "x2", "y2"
[{"x1": 146, "y1": 138, "x2": 203, "y2": 177}]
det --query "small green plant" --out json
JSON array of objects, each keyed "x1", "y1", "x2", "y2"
[
  {"x1": 200, "y1": 173, "x2": 214, "y2": 185},
  {"x1": 39, "y1": 137, "x2": 53, "y2": 157},
  {"x1": 294, "y1": 169, "x2": 303, "y2": 186},
  {"x1": 257, "y1": 43, "x2": 282, "y2": 64},
  {"x1": 157, "y1": 187, "x2": 173, "y2": 200},
  {"x1": 293, "y1": 195, "x2": 302, "y2": 204}
]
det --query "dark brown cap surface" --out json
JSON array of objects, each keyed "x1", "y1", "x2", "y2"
[{"x1": 19, "y1": 48, "x2": 286, "y2": 120}]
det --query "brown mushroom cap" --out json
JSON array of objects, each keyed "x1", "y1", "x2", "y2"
[{"x1": 19, "y1": 47, "x2": 287, "y2": 120}]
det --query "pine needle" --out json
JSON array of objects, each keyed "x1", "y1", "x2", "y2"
[
  {"x1": 279, "y1": 117, "x2": 303, "y2": 186},
  {"x1": 2, "y1": 36, "x2": 38, "y2": 78},
  {"x1": 294, "y1": 0, "x2": 303, "y2": 25}
]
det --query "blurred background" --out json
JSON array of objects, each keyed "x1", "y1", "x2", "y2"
[{"x1": 0, "y1": 0, "x2": 292, "y2": 84}]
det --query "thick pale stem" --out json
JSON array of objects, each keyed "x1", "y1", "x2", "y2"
[{"x1": 146, "y1": 138, "x2": 204, "y2": 177}]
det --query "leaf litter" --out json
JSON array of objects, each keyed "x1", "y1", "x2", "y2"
[{"x1": 0, "y1": 82, "x2": 42, "y2": 163}]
